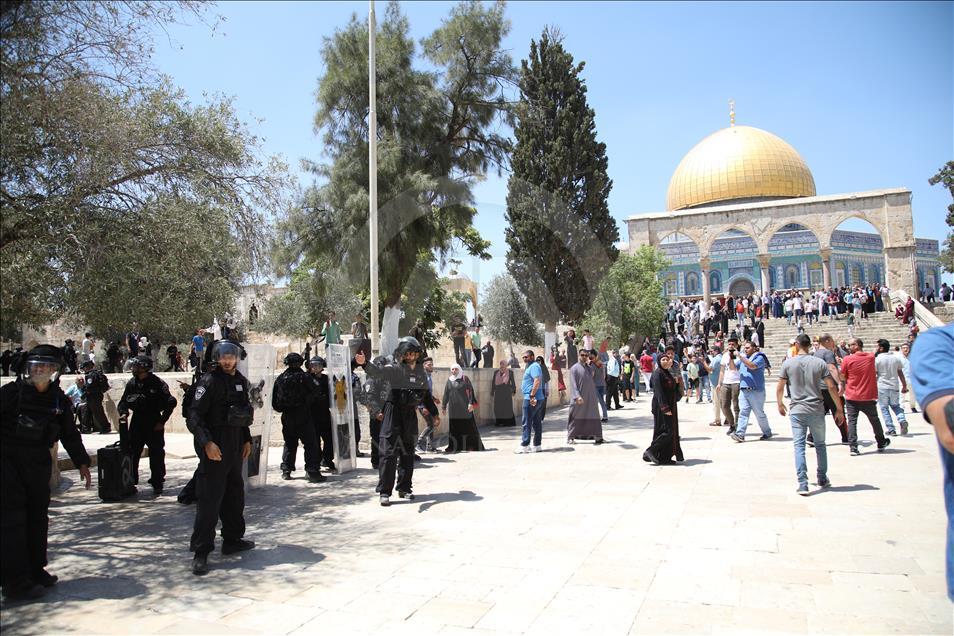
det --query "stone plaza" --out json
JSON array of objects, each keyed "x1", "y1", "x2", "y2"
[{"x1": 1, "y1": 392, "x2": 950, "y2": 635}]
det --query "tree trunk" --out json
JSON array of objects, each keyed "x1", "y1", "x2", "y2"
[
  {"x1": 544, "y1": 320, "x2": 557, "y2": 357},
  {"x1": 380, "y1": 302, "x2": 402, "y2": 359}
]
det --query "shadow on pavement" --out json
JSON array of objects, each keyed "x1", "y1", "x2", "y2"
[
  {"x1": 417, "y1": 490, "x2": 483, "y2": 513},
  {"x1": 677, "y1": 458, "x2": 713, "y2": 466},
  {"x1": 214, "y1": 544, "x2": 325, "y2": 571},
  {"x1": 821, "y1": 484, "x2": 879, "y2": 493}
]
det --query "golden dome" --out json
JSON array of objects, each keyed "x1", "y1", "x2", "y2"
[{"x1": 666, "y1": 125, "x2": 816, "y2": 211}]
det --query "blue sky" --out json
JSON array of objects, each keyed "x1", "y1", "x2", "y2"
[{"x1": 151, "y1": 1, "x2": 953, "y2": 290}]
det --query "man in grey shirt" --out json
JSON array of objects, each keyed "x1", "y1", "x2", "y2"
[
  {"x1": 808, "y1": 334, "x2": 848, "y2": 445},
  {"x1": 875, "y1": 338, "x2": 908, "y2": 436},
  {"x1": 777, "y1": 334, "x2": 845, "y2": 495}
]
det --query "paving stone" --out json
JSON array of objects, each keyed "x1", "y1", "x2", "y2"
[{"x1": 1, "y1": 397, "x2": 949, "y2": 635}]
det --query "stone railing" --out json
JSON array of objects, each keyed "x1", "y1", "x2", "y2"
[
  {"x1": 890, "y1": 290, "x2": 946, "y2": 331},
  {"x1": 0, "y1": 366, "x2": 566, "y2": 438}
]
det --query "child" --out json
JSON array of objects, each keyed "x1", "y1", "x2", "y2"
[
  {"x1": 846, "y1": 311, "x2": 855, "y2": 338},
  {"x1": 686, "y1": 358, "x2": 699, "y2": 402}
]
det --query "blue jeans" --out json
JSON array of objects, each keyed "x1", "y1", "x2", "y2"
[
  {"x1": 521, "y1": 398, "x2": 543, "y2": 447},
  {"x1": 878, "y1": 389, "x2": 907, "y2": 433},
  {"x1": 791, "y1": 412, "x2": 828, "y2": 487},
  {"x1": 596, "y1": 386, "x2": 607, "y2": 419},
  {"x1": 736, "y1": 388, "x2": 772, "y2": 437}
]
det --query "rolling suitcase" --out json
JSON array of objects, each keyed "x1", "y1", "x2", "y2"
[{"x1": 97, "y1": 418, "x2": 136, "y2": 501}]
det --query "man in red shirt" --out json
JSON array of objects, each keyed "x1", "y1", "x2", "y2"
[
  {"x1": 639, "y1": 351, "x2": 655, "y2": 394},
  {"x1": 840, "y1": 338, "x2": 890, "y2": 456}
]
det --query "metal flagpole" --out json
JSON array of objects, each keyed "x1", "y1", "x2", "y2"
[{"x1": 369, "y1": 0, "x2": 379, "y2": 356}]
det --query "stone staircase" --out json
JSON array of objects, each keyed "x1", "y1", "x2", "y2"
[{"x1": 758, "y1": 311, "x2": 912, "y2": 366}]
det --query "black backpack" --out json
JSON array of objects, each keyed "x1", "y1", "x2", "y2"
[{"x1": 272, "y1": 370, "x2": 308, "y2": 412}]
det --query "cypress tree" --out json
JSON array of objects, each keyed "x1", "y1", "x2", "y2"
[{"x1": 505, "y1": 28, "x2": 619, "y2": 335}]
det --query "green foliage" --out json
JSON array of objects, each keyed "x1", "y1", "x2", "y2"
[
  {"x1": 481, "y1": 273, "x2": 543, "y2": 347},
  {"x1": 256, "y1": 257, "x2": 363, "y2": 339},
  {"x1": 396, "y1": 267, "x2": 469, "y2": 352},
  {"x1": 0, "y1": 1, "x2": 290, "y2": 336},
  {"x1": 69, "y1": 198, "x2": 241, "y2": 343},
  {"x1": 580, "y1": 247, "x2": 669, "y2": 347},
  {"x1": 273, "y1": 1, "x2": 513, "y2": 323},
  {"x1": 505, "y1": 28, "x2": 619, "y2": 326},
  {"x1": 928, "y1": 161, "x2": 954, "y2": 273}
]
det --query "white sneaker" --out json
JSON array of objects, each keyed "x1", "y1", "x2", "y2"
[
  {"x1": 530, "y1": 445, "x2": 542, "y2": 453},
  {"x1": 514, "y1": 446, "x2": 529, "y2": 454}
]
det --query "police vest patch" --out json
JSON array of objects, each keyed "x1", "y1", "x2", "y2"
[{"x1": 195, "y1": 387, "x2": 206, "y2": 400}]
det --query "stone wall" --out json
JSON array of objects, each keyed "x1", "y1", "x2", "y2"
[{"x1": 0, "y1": 366, "x2": 566, "y2": 441}]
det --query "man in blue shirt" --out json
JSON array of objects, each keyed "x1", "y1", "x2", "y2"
[
  {"x1": 731, "y1": 340, "x2": 774, "y2": 442},
  {"x1": 515, "y1": 350, "x2": 544, "y2": 453},
  {"x1": 709, "y1": 347, "x2": 723, "y2": 427},
  {"x1": 910, "y1": 322, "x2": 954, "y2": 601}
]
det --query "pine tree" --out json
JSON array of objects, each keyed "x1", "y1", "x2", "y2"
[{"x1": 505, "y1": 28, "x2": 619, "y2": 337}]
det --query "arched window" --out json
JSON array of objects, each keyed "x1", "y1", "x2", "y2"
[
  {"x1": 785, "y1": 264, "x2": 800, "y2": 288},
  {"x1": 710, "y1": 271, "x2": 722, "y2": 293},
  {"x1": 686, "y1": 272, "x2": 699, "y2": 295}
]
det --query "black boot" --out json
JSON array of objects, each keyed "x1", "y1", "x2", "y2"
[
  {"x1": 222, "y1": 539, "x2": 255, "y2": 555},
  {"x1": 192, "y1": 553, "x2": 209, "y2": 575}
]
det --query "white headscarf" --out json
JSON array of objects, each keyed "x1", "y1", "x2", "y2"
[{"x1": 449, "y1": 364, "x2": 463, "y2": 382}]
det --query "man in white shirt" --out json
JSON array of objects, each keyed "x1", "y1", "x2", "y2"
[
  {"x1": 717, "y1": 335, "x2": 742, "y2": 435},
  {"x1": 897, "y1": 343, "x2": 917, "y2": 413},
  {"x1": 875, "y1": 339, "x2": 908, "y2": 435}
]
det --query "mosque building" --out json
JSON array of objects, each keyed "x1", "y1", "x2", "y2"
[{"x1": 625, "y1": 106, "x2": 942, "y2": 304}]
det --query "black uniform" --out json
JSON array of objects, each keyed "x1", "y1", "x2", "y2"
[
  {"x1": 308, "y1": 371, "x2": 335, "y2": 469},
  {"x1": 362, "y1": 359, "x2": 389, "y2": 468},
  {"x1": 84, "y1": 368, "x2": 111, "y2": 434},
  {"x1": 1, "y1": 349, "x2": 13, "y2": 376},
  {"x1": 117, "y1": 372, "x2": 177, "y2": 489},
  {"x1": 0, "y1": 380, "x2": 90, "y2": 595},
  {"x1": 187, "y1": 368, "x2": 252, "y2": 556},
  {"x1": 273, "y1": 367, "x2": 321, "y2": 476},
  {"x1": 373, "y1": 360, "x2": 438, "y2": 496}
]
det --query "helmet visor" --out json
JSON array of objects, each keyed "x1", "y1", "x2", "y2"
[
  {"x1": 24, "y1": 360, "x2": 60, "y2": 386},
  {"x1": 212, "y1": 342, "x2": 242, "y2": 362}
]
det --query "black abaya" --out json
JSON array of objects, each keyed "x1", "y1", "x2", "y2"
[
  {"x1": 645, "y1": 367, "x2": 683, "y2": 464},
  {"x1": 490, "y1": 370, "x2": 516, "y2": 426},
  {"x1": 443, "y1": 376, "x2": 486, "y2": 452}
]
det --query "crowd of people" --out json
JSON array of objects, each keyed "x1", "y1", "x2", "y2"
[{"x1": 3, "y1": 290, "x2": 953, "y2": 602}]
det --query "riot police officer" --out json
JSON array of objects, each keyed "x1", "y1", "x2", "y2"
[
  {"x1": 187, "y1": 340, "x2": 255, "y2": 575},
  {"x1": 372, "y1": 337, "x2": 439, "y2": 506},
  {"x1": 274, "y1": 352, "x2": 324, "y2": 483},
  {"x1": 306, "y1": 355, "x2": 335, "y2": 472},
  {"x1": 364, "y1": 355, "x2": 391, "y2": 469},
  {"x1": 81, "y1": 359, "x2": 111, "y2": 434},
  {"x1": 117, "y1": 356, "x2": 177, "y2": 496},
  {"x1": 0, "y1": 345, "x2": 92, "y2": 601}
]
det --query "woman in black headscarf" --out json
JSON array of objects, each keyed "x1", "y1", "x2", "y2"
[
  {"x1": 644, "y1": 353, "x2": 684, "y2": 465},
  {"x1": 442, "y1": 365, "x2": 485, "y2": 453},
  {"x1": 489, "y1": 359, "x2": 516, "y2": 426}
]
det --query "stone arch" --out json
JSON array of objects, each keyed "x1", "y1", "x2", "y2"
[
  {"x1": 656, "y1": 230, "x2": 702, "y2": 267},
  {"x1": 767, "y1": 222, "x2": 822, "y2": 254},
  {"x1": 702, "y1": 226, "x2": 759, "y2": 258},
  {"x1": 762, "y1": 219, "x2": 826, "y2": 252},
  {"x1": 827, "y1": 212, "x2": 887, "y2": 248}
]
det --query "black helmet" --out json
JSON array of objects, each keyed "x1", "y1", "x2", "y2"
[
  {"x1": 80, "y1": 359, "x2": 95, "y2": 370},
  {"x1": 21, "y1": 344, "x2": 65, "y2": 386},
  {"x1": 130, "y1": 355, "x2": 153, "y2": 372},
  {"x1": 393, "y1": 336, "x2": 423, "y2": 361},
  {"x1": 308, "y1": 355, "x2": 326, "y2": 370},
  {"x1": 372, "y1": 355, "x2": 389, "y2": 367},
  {"x1": 284, "y1": 352, "x2": 304, "y2": 368},
  {"x1": 210, "y1": 339, "x2": 245, "y2": 362}
]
